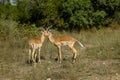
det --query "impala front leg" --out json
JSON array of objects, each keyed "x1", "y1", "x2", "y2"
[
  {"x1": 28, "y1": 48, "x2": 31, "y2": 63},
  {"x1": 32, "y1": 49, "x2": 36, "y2": 63},
  {"x1": 38, "y1": 47, "x2": 41, "y2": 64},
  {"x1": 69, "y1": 45, "x2": 77, "y2": 63}
]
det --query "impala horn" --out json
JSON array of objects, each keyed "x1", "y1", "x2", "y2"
[
  {"x1": 38, "y1": 27, "x2": 45, "y2": 32},
  {"x1": 46, "y1": 25, "x2": 53, "y2": 31}
]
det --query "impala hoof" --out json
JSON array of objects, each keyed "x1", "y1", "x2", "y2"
[
  {"x1": 38, "y1": 60, "x2": 41, "y2": 64},
  {"x1": 59, "y1": 61, "x2": 61, "y2": 64},
  {"x1": 32, "y1": 60, "x2": 36, "y2": 63},
  {"x1": 72, "y1": 59, "x2": 76, "y2": 64}
]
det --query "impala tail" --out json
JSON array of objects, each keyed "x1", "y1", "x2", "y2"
[{"x1": 76, "y1": 40, "x2": 85, "y2": 48}]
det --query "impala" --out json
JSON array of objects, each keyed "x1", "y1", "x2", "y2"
[
  {"x1": 28, "y1": 30, "x2": 47, "y2": 63},
  {"x1": 45, "y1": 30, "x2": 85, "y2": 63}
]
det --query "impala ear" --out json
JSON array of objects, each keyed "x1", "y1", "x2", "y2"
[
  {"x1": 40, "y1": 31, "x2": 44, "y2": 34},
  {"x1": 48, "y1": 29, "x2": 51, "y2": 32}
]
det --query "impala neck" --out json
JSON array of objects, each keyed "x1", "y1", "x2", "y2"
[
  {"x1": 48, "y1": 33, "x2": 54, "y2": 43},
  {"x1": 40, "y1": 34, "x2": 45, "y2": 43}
]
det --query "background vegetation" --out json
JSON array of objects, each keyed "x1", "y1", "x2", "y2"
[
  {"x1": 0, "y1": 0, "x2": 120, "y2": 80},
  {"x1": 0, "y1": 0, "x2": 120, "y2": 30}
]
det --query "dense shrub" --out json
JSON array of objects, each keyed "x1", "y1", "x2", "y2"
[
  {"x1": 0, "y1": 3, "x2": 18, "y2": 20},
  {"x1": 0, "y1": 19, "x2": 39, "y2": 40},
  {"x1": 0, "y1": 19, "x2": 17, "y2": 40},
  {"x1": 0, "y1": 0, "x2": 119, "y2": 31}
]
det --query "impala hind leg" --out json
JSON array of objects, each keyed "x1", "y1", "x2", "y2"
[
  {"x1": 69, "y1": 45, "x2": 77, "y2": 63},
  {"x1": 57, "y1": 46, "x2": 62, "y2": 63}
]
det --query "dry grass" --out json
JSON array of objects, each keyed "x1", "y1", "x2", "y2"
[{"x1": 0, "y1": 27, "x2": 120, "y2": 80}]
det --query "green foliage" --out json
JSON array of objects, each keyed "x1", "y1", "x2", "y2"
[
  {"x1": 0, "y1": 19, "x2": 39, "y2": 40},
  {"x1": 92, "y1": 10, "x2": 107, "y2": 28},
  {"x1": 99, "y1": 0, "x2": 120, "y2": 10},
  {"x1": 35, "y1": 0, "x2": 62, "y2": 27},
  {"x1": 0, "y1": 0, "x2": 120, "y2": 31},
  {"x1": 60, "y1": 0, "x2": 93, "y2": 30},
  {"x1": 16, "y1": 24, "x2": 39, "y2": 39},
  {"x1": 114, "y1": 11, "x2": 120, "y2": 23},
  {"x1": 91, "y1": 0, "x2": 120, "y2": 17},
  {"x1": 0, "y1": 4, "x2": 18, "y2": 20},
  {"x1": 60, "y1": 0, "x2": 107, "y2": 29},
  {"x1": 16, "y1": 0, "x2": 31, "y2": 23},
  {"x1": 0, "y1": 19, "x2": 18, "y2": 40}
]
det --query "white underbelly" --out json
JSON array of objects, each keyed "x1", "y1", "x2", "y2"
[{"x1": 61, "y1": 41, "x2": 71, "y2": 46}]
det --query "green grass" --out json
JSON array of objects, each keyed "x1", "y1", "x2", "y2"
[{"x1": 0, "y1": 27, "x2": 120, "y2": 80}]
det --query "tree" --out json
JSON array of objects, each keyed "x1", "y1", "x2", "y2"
[
  {"x1": 1, "y1": 0, "x2": 119, "y2": 31},
  {"x1": 0, "y1": 3, "x2": 18, "y2": 19},
  {"x1": 91, "y1": 0, "x2": 120, "y2": 22}
]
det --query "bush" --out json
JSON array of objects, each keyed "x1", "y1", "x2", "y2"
[
  {"x1": 0, "y1": 4, "x2": 18, "y2": 20},
  {"x1": 0, "y1": 19, "x2": 39, "y2": 41},
  {"x1": 0, "y1": 0, "x2": 120, "y2": 31},
  {"x1": 0, "y1": 19, "x2": 17, "y2": 40},
  {"x1": 114, "y1": 11, "x2": 120, "y2": 24}
]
